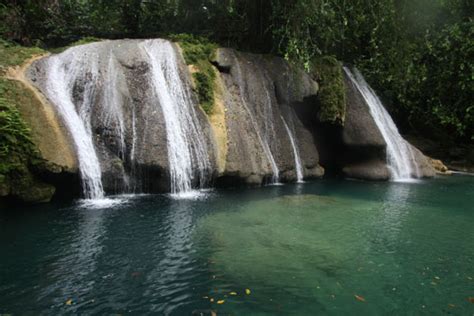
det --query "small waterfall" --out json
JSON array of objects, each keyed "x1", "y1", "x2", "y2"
[
  {"x1": 43, "y1": 46, "x2": 105, "y2": 199},
  {"x1": 233, "y1": 55, "x2": 280, "y2": 183},
  {"x1": 281, "y1": 116, "x2": 304, "y2": 182},
  {"x1": 343, "y1": 67, "x2": 420, "y2": 180},
  {"x1": 141, "y1": 39, "x2": 211, "y2": 195}
]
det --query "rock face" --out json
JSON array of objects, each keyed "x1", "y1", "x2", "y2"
[
  {"x1": 339, "y1": 73, "x2": 390, "y2": 180},
  {"x1": 213, "y1": 48, "x2": 324, "y2": 184},
  {"x1": 8, "y1": 39, "x2": 438, "y2": 202},
  {"x1": 28, "y1": 39, "x2": 217, "y2": 195},
  {"x1": 338, "y1": 71, "x2": 435, "y2": 180}
]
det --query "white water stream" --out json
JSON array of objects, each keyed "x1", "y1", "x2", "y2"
[
  {"x1": 43, "y1": 45, "x2": 105, "y2": 199},
  {"x1": 141, "y1": 39, "x2": 211, "y2": 196},
  {"x1": 281, "y1": 116, "x2": 304, "y2": 182},
  {"x1": 344, "y1": 67, "x2": 421, "y2": 181}
]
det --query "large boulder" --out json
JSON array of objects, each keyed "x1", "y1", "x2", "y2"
[
  {"x1": 213, "y1": 48, "x2": 324, "y2": 185},
  {"x1": 339, "y1": 70, "x2": 435, "y2": 180},
  {"x1": 340, "y1": 72, "x2": 390, "y2": 180},
  {"x1": 27, "y1": 39, "x2": 217, "y2": 194}
]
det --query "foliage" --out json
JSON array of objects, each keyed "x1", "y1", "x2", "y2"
[
  {"x1": 271, "y1": 0, "x2": 473, "y2": 142},
  {"x1": 171, "y1": 34, "x2": 217, "y2": 115},
  {"x1": 0, "y1": 79, "x2": 39, "y2": 188},
  {"x1": 0, "y1": 39, "x2": 44, "y2": 74},
  {"x1": 0, "y1": 0, "x2": 471, "y2": 141},
  {"x1": 311, "y1": 56, "x2": 346, "y2": 125}
]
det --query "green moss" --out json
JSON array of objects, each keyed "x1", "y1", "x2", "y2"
[
  {"x1": 311, "y1": 56, "x2": 346, "y2": 125},
  {"x1": 169, "y1": 34, "x2": 217, "y2": 115},
  {"x1": 0, "y1": 76, "x2": 54, "y2": 202},
  {"x1": 0, "y1": 39, "x2": 45, "y2": 74}
]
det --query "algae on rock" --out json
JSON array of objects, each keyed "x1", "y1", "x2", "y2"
[
  {"x1": 0, "y1": 40, "x2": 56, "y2": 203},
  {"x1": 171, "y1": 34, "x2": 217, "y2": 115}
]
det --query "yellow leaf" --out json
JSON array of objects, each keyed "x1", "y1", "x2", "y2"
[
  {"x1": 65, "y1": 299, "x2": 73, "y2": 306},
  {"x1": 217, "y1": 300, "x2": 225, "y2": 305},
  {"x1": 245, "y1": 289, "x2": 251, "y2": 295},
  {"x1": 230, "y1": 292, "x2": 237, "y2": 296},
  {"x1": 354, "y1": 295, "x2": 366, "y2": 302}
]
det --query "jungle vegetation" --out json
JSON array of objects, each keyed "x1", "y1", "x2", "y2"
[{"x1": 0, "y1": 0, "x2": 472, "y2": 142}]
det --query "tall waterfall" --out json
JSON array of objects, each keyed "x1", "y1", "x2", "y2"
[
  {"x1": 281, "y1": 116, "x2": 304, "y2": 182},
  {"x1": 343, "y1": 67, "x2": 421, "y2": 181},
  {"x1": 39, "y1": 39, "x2": 212, "y2": 199},
  {"x1": 141, "y1": 40, "x2": 211, "y2": 195},
  {"x1": 43, "y1": 46, "x2": 105, "y2": 199}
]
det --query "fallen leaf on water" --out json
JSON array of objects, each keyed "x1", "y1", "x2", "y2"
[
  {"x1": 245, "y1": 289, "x2": 251, "y2": 295},
  {"x1": 468, "y1": 297, "x2": 474, "y2": 303},
  {"x1": 229, "y1": 292, "x2": 237, "y2": 296},
  {"x1": 210, "y1": 298, "x2": 214, "y2": 303},
  {"x1": 203, "y1": 296, "x2": 209, "y2": 299},
  {"x1": 65, "y1": 299, "x2": 73, "y2": 306},
  {"x1": 217, "y1": 300, "x2": 225, "y2": 305},
  {"x1": 211, "y1": 311, "x2": 217, "y2": 316},
  {"x1": 448, "y1": 304, "x2": 456, "y2": 308},
  {"x1": 354, "y1": 295, "x2": 366, "y2": 302},
  {"x1": 434, "y1": 276, "x2": 440, "y2": 280}
]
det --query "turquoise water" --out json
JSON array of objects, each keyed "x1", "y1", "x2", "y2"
[{"x1": 0, "y1": 176, "x2": 473, "y2": 315}]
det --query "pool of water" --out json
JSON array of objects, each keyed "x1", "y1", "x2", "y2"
[{"x1": 1, "y1": 176, "x2": 473, "y2": 315}]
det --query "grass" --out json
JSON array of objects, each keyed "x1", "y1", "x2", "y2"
[
  {"x1": 311, "y1": 56, "x2": 346, "y2": 125},
  {"x1": 169, "y1": 34, "x2": 218, "y2": 115},
  {"x1": 0, "y1": 39, "x2": 45, "y2": 75}
]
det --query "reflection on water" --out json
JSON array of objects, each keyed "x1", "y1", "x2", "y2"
[
  {"x1": 0, "y1": 177, "x2": 473, "y2": 315},
  {"x1": 143, "y1": 199, "x2": 197, "y2": 314}
]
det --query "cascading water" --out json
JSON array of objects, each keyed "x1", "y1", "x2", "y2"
[
  {"x1": 43, "y1": 46, "x2": 105, "y2": 199},
  {"x1": 232, "y1": 55, "x2": 280, "y2": 183},
  {"x1": 141, "y1": 39, "x2": 211, "y2": 196},
  {"x1": 281, "y1": 116, "x2": 304, "y2": 182},
  {"x1": 343, "y1": 67, "x2": 421, "y2": 181}
]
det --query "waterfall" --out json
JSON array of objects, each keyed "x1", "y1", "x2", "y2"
[
  {"x1": 141, "y1": 39, "x2": 211, "y2": 196},
  {"x1": 343, "y1": 67, "x2": 420, "y2": 181},
  {"x1": 281, "y1": 116, "x2": 304, "y2": 182},
  {"x1": 43, "y1": 46, "x2": 105, "y2": 199},
  {"x1": 232, "y1": 55, "x2": 280, "y2": 183}
]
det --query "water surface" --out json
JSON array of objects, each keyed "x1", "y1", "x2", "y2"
[{"x1": 1, "y1": 176, "x2": 473, "y2": 315}]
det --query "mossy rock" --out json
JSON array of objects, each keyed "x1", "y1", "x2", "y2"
[
  {"x1": 310, "y1": 56, "x2": 346, "y2": 125},
  {"x1": 170, "y1": 34, "x2": 217, "y2": 115},
  {"x1": 14, "y1": 181, "x2": 56, "y2": 204},
  {"x1": 0, "y1": 66, "x2": 55, "y2": 204}
]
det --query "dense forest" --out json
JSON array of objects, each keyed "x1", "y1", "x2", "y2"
[{"x1": 1, "y1": 0, "x2": 472, "y2": 142}]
